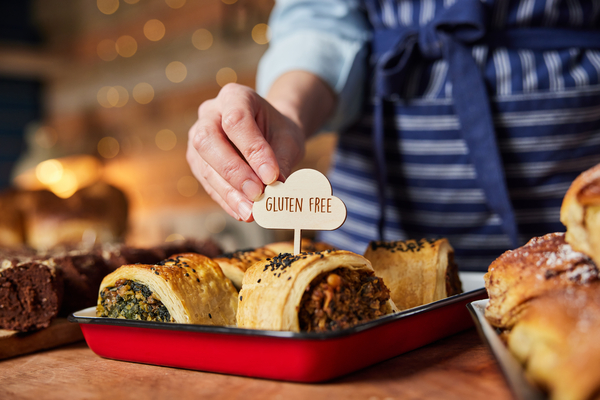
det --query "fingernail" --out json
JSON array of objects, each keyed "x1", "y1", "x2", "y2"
[
  {"x1": 242, "y1": 180, "x2": 262, "y2": 201},
  {"x1": 238, "y1": 201, "x2": 253, "y2": 221},
  {"x1": 258, "y1": 164, "x2": 277, "y2": 184}
]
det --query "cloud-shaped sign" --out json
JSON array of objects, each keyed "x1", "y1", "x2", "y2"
[{"x1": 253, "y1": 169, "x2": 347, "y2": 231}]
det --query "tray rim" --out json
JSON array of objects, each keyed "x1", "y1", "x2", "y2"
[
  {"x1": 467, "y1": 299, "x2": 545, "y2": 400},
  {"x1": 70, "y1": 272, "x2": 486, "y2": 341}
]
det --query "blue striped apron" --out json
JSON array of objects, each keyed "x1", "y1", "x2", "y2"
[{"x1": 318, "y1": 0, "x2": 600, "y2": 271}]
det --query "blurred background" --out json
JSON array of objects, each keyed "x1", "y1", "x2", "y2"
[{"x1": 0, "y1": 0, "x2": 337, "y2": 252}]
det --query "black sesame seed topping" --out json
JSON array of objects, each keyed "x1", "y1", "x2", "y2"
[
  {"x1": 257, "y1": 279, "x2": 261, "y2": 283},
  {"x1": 239, "y1": 296, "x2": 242, "y2": 301},
  {"x1": 185, "y1": 273, "x2": 189, "y2": 277},
  {"x1": 208, "y1": 313, "x2": 212, "y2": 319},
  {"x1": 154, "y1": 271, "x2": 159, "y2": 275},
  {"x1": 287, "y1": 276, "x2": 291, "y2": 280},
  {"x1": 196, "y1": 278, "x2": 200, "y2": 282}
]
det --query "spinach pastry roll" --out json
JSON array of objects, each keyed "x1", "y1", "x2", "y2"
[
  {"x1": 363, "y1": 238, "x2": 462, "y2": 311},
  {"x1": 237, "y1": 250, "x2": 397, "y2": 332},
  {"x1": 213, "y1": 247, "x2": 277, "y2": 290},
  {"x1": 97, "y1": 252, "x2": 238, "y2": 325}
]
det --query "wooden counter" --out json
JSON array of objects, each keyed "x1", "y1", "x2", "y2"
[{"x1": 0, "y1": 328, "x2": 513, "y2": 400}]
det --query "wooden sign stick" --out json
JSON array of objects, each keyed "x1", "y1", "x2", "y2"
[{"x1": 294, "y1": 228, "x2": 302, "y2": 255}]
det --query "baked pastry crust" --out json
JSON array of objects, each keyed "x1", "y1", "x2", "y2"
[
  {"x1": 98, "y1": 253, "x2": 238, "y2": 325},
  {"x1": 236, "y1": 250, "x2": 397, "y2": 332},
  {"x1": 363, "y1": 238, "x2": 462, "y2": 311},
  {"x1": 508, "y1": 285, "x2": 600, "y2": 400},
  {"x1": 213, "y1": 247, "x2": 277, "y2": 290},
  {"x1": 561, "y1": 163, "x2": 600, "y2": 265},
  {"x1": 484, "y1": 232, "x2": 598, "y2": 329},
  {"x1": 263, "y1": 239, "x2": 335, "y2": 255}
]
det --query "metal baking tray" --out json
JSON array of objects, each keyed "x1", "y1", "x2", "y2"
[
  {"x1": 467, "y1": 299, "x2": 545, "y2": 400},
  {"x1": 69, "y1": 272, "x2": 486, "y2": 382}
]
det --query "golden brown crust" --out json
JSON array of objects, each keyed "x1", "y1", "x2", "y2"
[
  {"x1": 236, "y1": 250, "x2": 397, "y2": 332},
  {"x1": 213, "y1": 247, "x2": 277, "y2": 290},
  {"x1": 484, "y1": 232, "x2": 599, "y2": 329},
  {"x1": 363, "y1": 238, "x2": 462, "y2": 311},
  {"x1": 561, "y1": 164, "x2": 600, "y2": 264},
  {"x1": 508, "y1": 285, "x2": 600, "y2": 400},
  {"x1": 98, "y1": 252, "x2": 238, "y2": 325}
]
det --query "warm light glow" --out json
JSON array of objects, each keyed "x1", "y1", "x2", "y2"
[
  {"x1": 50, "y1": 169, "x2": 78, "y2": 199},
  {"x1": 143, "y1": 19, "x2": 165, "y2": 41},
  {"x1": 221, "y1": 0, "x2": 237, "y2": 4},
  {"x1": 98, "y1": 137, "x2": 120, "y2": 158},
  {"x1": 97, "y1": 39, "x2": 118, "y2": 61},
  {"x1": 34, "y1": 126, "x2": 58, "y2": 149},
  {"x1": 165, "y1": 0, "x2": 185, "y2": 9},
  {"x1": 192, "y1": 29, "x2": 213, "y2": 50},
  {"x1": 111, "y1": 86, "x2": 129, "y2": 107},
  {"x1": 251, "y1": 23, "x2": 271, "y2": 45},
  {"x1": 116, "y1": 35, "x2": 137, "y2": 57},
  {"x1": 177, "y1": 176, "x2": 199, "y2": 197},
  {"x1": 155, "y1": 129, "x2": 177, "y2": 151},
  {"x1": 165, "y1": 233, "x2": 185, "y2": 242},
  {"x1": 165, "y1": 61, "x2": 187, "y2": 83},
  {"x1": 36, "y1": 159, "x2": 63, "y2": 185},
  {"x1": 216, "y1": 67, "x2": 237, "y2": 87},
  {"x1": 97, "y1": 0, "x2": 119, "y2": 15},
  {"x1": 97, "y1": 86, "x2": 113, "y2": 108},
  {"x1": 132, "y1": 82, "x2": 154, "y2": 104}
]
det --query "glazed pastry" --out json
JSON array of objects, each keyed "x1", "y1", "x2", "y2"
[
  {"x1": 263, "y1": 239, "x2": 335, "y2": 255},
  {"x1": 561, "y1": 163, "x2": 600, "y2": 265},
  {"x1": 484, "y1": 232, "x2": 599, "y2": 329},
  {"x1": 363, "y1": 238, "x2": 462, "y2": 311},
  {"x1": 507, "y1": 285, "x2": 600, "y2": 400},
  {"x1": 213, "y1": 247, "x2": 277, "y2": 290},
  {"x1": 237, "y1": 250, "x2": 397, "y2": 332},
  {"x1": 97, "y1": 253, "x2": 238, "y2": 325}
]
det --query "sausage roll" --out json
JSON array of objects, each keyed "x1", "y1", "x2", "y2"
[
  {"x1": 237, "y1": 250, "x2": 397, "y2": 332},
  {"x1": 561, "y1": 163, "x2": 600, "y2": 266},
  {"x1": 213, "y1": 247, "x2": 277, "y2": 290},
  {"x1": 507, "y1": 284, "x2": 600, "y2": 400},
  {"x1": 484, "y1": 232, "x2": 599, "y2": 329},
  {"x1": 363, "y1": 238, "x2": 462, "y2": 311},
  {"x1": 97, "y1": 253, "x2": 238, "y2": 325}
]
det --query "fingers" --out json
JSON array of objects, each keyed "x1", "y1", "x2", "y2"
[{"x1": 217, "y1": 84, "x2": 280, "y2": 185}]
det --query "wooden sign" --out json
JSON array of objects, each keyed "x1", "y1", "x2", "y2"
[{"x1": 253, "y1": 169, "x2": 347, "y2": 254}]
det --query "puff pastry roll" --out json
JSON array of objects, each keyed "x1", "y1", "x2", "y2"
[
  {"x1": 213, "y1": 247, "x2": 277, "y2": 290},
  {"x1": 561, "y1": 163, "x2": 600, "y2": 266},
  {"x1": 97, "y1": 252, "x2": 238, "y2": 325},
  {"x1": 363, "y1": 238, "x2": 462, "y2": 311},
  {"x1": 484, "y1": 232, "x2": 599, "y2": 329},
  {"x1": 507, "y1": 285, "x2": 600, "y2": 400},
  {"x1": 237, "y1": 250, "x2": 397, "y2": 332},
  {"x1": 263, "y1": 239, "x2": 335, "y2": 256}
]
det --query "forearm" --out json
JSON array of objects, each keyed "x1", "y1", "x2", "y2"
[{"x1": 265, "y1": 70, "x2": 337, "y2": 140}]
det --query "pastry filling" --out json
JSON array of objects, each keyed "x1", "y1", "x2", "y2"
[
  {"x1": 298, "y1": 268, "x2": 391, "y2": 332},
  {"x1": 97, "y1": 279, "x2": 174, "y2": 322}
]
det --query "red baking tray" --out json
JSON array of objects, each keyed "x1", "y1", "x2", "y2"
[{"x1": 69, "y1": 272, "x2": 487, "y2": 382}]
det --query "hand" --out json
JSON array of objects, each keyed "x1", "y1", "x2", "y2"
[{"x1": 187, "y1": 83, "x2": 306, "y2": 222}]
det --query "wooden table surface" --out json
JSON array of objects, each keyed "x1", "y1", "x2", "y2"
[{"x1": 0, "y1": 328, "x2": 514, "y2": 400}]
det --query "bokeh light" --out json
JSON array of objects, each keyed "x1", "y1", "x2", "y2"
[
  {"x1": 192, "y1": 29, "x2": 213, "y2": 50},
  {"x1": 165, "y1": 233, "x2": 185, "y2": 242},
  {"x1": 155, "y1": 129, "x2": 177, "y2": 151},
  {"x1": 116, "y1": 35, "x2": 137, "y2": 57},
  {"x1": 97, "y1": 86, "x2": 113, "y2": 108},
  {"x1": 107, "y1": 86, "x2": 129, "y2": 107},
  {"x1": 216, "y1": 67, "x2": 237, "y2": 87},
  {"x1": 123, "y1": 0, "x2": 139, "y2": 4},
  {"x1": 177, "y1": 175, "x2": 199, "y2": 197},
  {"x1": 251, "y1": 23, "x2": 271, "y2": 45},
  {"x1": 34, "y1": 126, "x2": 58, "y2": 149},
  {"x1": 165, "y1": 61, "x2": 187, "y2": 83},
  {"x1": 97, "y1": 0, "x2": 119, "y2": 15},
  {"x1": 36, "y1": 159, "x2": 63, "y2": 185},
  {"x1": 144, "y1": 19, "x2": 165, "y2": 42},
  {"x1": 51, "y1": 169, "x2": 78, "y2": 199},
  {"x1": 132, "y1": 82, "x2": 154, "y2": 104},
  {"x1": 165, "y1": 0, "x2": 186, "y2": 8},
  {"x1": 97, "y1": 39, "x2": 118, "y2": 61},
  {"x1": 98, "y1": 137, "x2": 120, "y2": 158}
]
